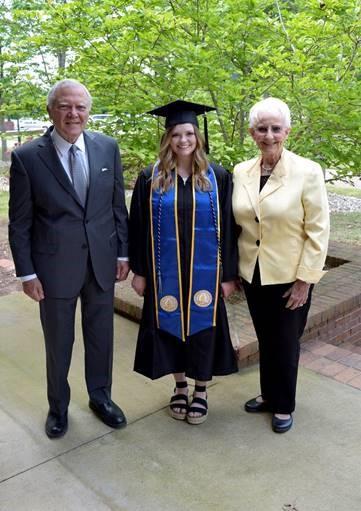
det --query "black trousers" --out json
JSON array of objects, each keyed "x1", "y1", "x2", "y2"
[
  {"x1": 39, "y1": 260, "x2": 115, "y2": 416},
  {"x1": 242, "y1": 264, "x2": 312, "y2": 414}
]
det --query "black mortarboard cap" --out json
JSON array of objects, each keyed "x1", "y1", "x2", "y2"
[{"x1": 147, "y1": 100, "x2": 216, "y2": 153}]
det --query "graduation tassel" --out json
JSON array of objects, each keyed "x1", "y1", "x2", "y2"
[
  {"x1": 156, "y1": 192, "x2": 163, "y2": 296},
  {"x1": 157, "y1": 269, "x2": 162, "y2": 296},
  {"x1": 203, "y1": 114, "x2": 210, "y2": 154}
]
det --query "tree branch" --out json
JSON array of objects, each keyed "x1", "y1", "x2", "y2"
[{"x1": 274, "y1": 0, "x2": 295, "y2": 53}]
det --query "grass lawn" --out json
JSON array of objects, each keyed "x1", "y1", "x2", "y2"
[
  {"x1": 327, "y1": 185, "x2": 361, "y2": 245},
  {"x1": 330, "y1": 212, "x2": 361, "y2": 246},
  {"x1": 327, "y1": 184, "x2": 361, "y2": 199}
]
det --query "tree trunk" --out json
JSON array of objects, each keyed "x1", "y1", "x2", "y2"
[{"x1": 57, "y1": 51, "x2": 66, "y2": 69}]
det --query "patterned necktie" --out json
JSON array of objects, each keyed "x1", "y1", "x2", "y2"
[{"x1": 68, "y1": 144, "x2": 88, "y2": 206}]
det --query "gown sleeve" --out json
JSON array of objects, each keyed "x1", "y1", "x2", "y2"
[
  {"x1": 217, "y1": 167, "x2": 239, "y2": 282},
  {"x1": 129, "y1": 171, "x2": 150, "y2": 277}
]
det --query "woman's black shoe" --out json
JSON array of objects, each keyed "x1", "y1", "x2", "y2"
[
  {"x1": 272, "y1": 414, "x2": 293, "y2": 433},
  {"x1": 244, "y1": 396, "x2": 270, "y2": 413}
]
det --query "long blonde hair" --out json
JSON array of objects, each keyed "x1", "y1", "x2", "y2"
[{"x1": 152, "y1": 125, "x2": 211, "y2": 192}]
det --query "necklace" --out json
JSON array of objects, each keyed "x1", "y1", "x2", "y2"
[
  {"x1": 260, "y1": 159, "x2": 279, "y2": 176},
  {"x1": 260, "y1": 165, "x2": 275, "y2": 176}
]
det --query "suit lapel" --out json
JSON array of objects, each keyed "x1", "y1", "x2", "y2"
[
  {"x1": 242, "y1": 150, "x2": 289, "y2": 215},
  {"x1": 37, "y1": 130, "x2": 82, "y2": 206},
  {"x1": 84, "y1": 131, "x2": 105, "y2": 211},
  {"x1": 243, "y1": 157, "x2": 261, "y2": 218},
  {"x1": 259, "y1": 151, "x2": 287, "y2": 203}
]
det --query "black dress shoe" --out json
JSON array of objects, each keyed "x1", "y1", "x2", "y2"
[
  {"x1": 244, "y1": 396, "x2": 271, "y2": 413},
  {"x1": 272, "y1": 414, "x2": 293, "y2": 433},
  {"x1": 45, "y1": 411, "x2": 68, "y2": 439},
  {"x1": 89, "y1": 399, "x2": 127, "y2": 429}
]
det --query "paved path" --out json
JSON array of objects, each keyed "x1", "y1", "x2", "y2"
[{"x1": 1, "y1": 293, "x2": 361, "y2": 511}]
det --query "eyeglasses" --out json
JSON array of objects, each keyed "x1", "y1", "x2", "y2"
[
  {"x1": 56, "y1": 104, "x2": 89, "y2": 112},
  {"x1": 254, "y1": 126, "x2": 284, "y2": 134}
]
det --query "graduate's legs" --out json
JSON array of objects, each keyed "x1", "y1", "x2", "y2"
[
  {"x1": 169, "y1": 373, "x2": 209, "y2": 423},
  {"x1": 169, "y1": 372, "x2": 189, "y2": 420},
  {"x1": 187, "y1": 380, "x2": 208, "y2": 424}
]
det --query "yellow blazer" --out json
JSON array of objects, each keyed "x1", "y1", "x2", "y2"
[{"x1": 232, "y1": 149, "x2": 330, "y2": 285}]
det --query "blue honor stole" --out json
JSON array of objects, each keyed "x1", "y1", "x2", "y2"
[{"x1": 150, "y1": 164, "x2": 221, "y2": 341}]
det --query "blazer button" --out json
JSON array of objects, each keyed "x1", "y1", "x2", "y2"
[
  {"x1": 255, "y1": 217, "x2": 259, "y2": 223},
  {"x1": 256, "y1": 240, "x2": 260, "y2": 246},
  {"x1": 81, "y1": 243, "x2": 88, "y2": 249}
]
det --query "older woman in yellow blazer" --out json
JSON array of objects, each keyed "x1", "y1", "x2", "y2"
[{"x1": 232, "y1": 97, "x2": 329, "y2": 433}]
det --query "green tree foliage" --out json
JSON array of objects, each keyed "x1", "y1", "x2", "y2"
[
  {"x1": 0, "y1": 1, "x2": 47, "y2": 121},
  {"x1": 3, "y1": 0, "x2": 361, "y2": 182}
]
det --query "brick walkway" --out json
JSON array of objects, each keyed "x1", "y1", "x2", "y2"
[{"x1": 300, "y1": 339, "x2": 361, "y2": 390}]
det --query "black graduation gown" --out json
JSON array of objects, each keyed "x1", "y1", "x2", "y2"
[{"x1": 129, "y1": 163, "x2": 239, "y2": 380}]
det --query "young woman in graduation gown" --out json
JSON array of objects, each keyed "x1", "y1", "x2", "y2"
[{"x1": 129, "y1": 100, "x2": 239, "y2": 425}]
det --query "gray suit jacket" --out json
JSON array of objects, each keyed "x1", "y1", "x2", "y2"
[{"x1": 8, "y1": 128, "x2": 128, "y2": 298}]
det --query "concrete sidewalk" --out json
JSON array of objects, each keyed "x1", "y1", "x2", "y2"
[{"x1": 0, "y1": 293, "x2": 360, "y2": 511}]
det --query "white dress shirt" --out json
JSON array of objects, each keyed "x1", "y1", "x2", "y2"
[{"x1": 51, "y1": 128, "x2": 89, "y2": 186}]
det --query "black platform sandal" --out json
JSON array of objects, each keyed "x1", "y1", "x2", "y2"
[
  {"x1": 187, "y1": 385, "x2": 208, "y2": 425},
  {"x1": 169, "y1": 381, "x2": 189, "y2": 420}
]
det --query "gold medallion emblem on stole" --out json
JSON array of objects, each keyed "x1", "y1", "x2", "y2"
[
  {"x1": 160, "y1": 295, "x2": 178, "y2": 312},
  {"x1": 193, "y1": 290, "x2": 213, "y2": 308}
]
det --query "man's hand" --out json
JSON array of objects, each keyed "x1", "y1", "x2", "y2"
[
  {"x1": 131, "y1": 274, "x2": 146, "y2": 296},
  {"x1": 221, "y1": 280, "x2": 238, "y2": 299},
  {"x1": 22, "y1": 278, "x2": 45, "y2": 302},
  {"x1": 116, "y1": 261, "x2": 130, "y2": 281}
]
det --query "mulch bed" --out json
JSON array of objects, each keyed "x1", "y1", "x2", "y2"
[{"x1": 0, "y1": 220, "x2": 21, "y2": 296}]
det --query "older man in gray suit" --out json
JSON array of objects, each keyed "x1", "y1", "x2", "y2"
[{"x1": 9, "y1": 79, "x2": 129, "y2": 438}]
